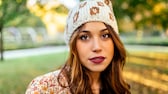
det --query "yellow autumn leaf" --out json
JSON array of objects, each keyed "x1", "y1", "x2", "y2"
[
  {"x1": 0, "y1": 0, "x2": 2, "y2": 6},
  {"x1": 153, "y1": 2, "x2": 166, "y2": 15}
]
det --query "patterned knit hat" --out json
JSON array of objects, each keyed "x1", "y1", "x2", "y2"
[{"x1": 64, "y1": 0, "x2": 118, "y2": 44}]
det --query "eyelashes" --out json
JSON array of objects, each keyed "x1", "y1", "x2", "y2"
[
  {"x1": 78, "y1": 33, "x2": 111, "y2": 41},
  {"x1": 79, "y1": 34, "x2": 89, "y2": 40},
  {"x1": 102, "y1": 33, "x2": 111, "y2": 39}
]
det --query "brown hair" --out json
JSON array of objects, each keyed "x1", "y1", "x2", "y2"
[{"x1": 58, "y1": 23, "x2": 131, "y2": 94}]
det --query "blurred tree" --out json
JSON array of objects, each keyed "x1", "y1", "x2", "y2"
[
  {"x1": 27, "y1": 0, "x2": 68, "y2": 40},
  {"x1": 0, "y1": 0, "x2": 29, "y2": 61},
  {"x1": 111, "y1": 0, "x2": 168, "y2": 33}
]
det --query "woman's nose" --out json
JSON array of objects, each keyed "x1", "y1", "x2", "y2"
[{"x1": 92, "y1": 38, "x2": 102, "y2": 53}]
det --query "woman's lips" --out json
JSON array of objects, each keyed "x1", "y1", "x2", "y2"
[{"x1": 89, "y1": 56, "x2": 105, "y2": 64}]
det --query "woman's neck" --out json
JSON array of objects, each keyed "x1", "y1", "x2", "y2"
[
  {"x1": 90, "y1": 72, "x2": 101, "y2": 94},
  {"x1": 90, "y1": 72, "x2": 100, "y2": 83}
]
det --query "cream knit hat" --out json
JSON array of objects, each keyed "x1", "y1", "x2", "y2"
[{"x1": 64, "y1": 0, "x2": 118, "y2": 44}]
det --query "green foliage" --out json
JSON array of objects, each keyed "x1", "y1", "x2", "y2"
[
  {"x1": 5, "y1": 14, "x2": 45, "y2": 27},
  {"x1": 55, "y1": 4, "x2": 69, "y2": 14},
  {"x1": 112, "y1": 0, "x2": 168, "y2": 31},
  {"x1": 0, "y1": 0, "x2": 44, "y2": 27},
  {"x1": 0, "y1": 0, "x2": 29, "y2": 26}
]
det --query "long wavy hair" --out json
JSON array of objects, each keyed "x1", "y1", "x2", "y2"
[{"x1": 58, "y1": 23, "x2": 131, "y2": 94}]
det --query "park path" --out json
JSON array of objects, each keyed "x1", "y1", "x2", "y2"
[
  {"x1": 4, "y1": 46, "x2": 69, "y2": 59},
  {"x1": 3, "y1": 45, "x2": 168, "y2": 59}
]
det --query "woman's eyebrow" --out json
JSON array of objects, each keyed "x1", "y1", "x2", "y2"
[
  {"x1": 81, "y1": 30, "x2": 89, "y2": 32},
  {"x1": 100, "y1": 28, "x2": 108, "y2": 32},
  {"x1": 79, "y1": 30, "x2": 91, "y2": 34},
  {"x1": 79, "y1": 28, "x2": 108, "y2": 34},
  {"x1": 81, "y1": 28, "x2": 108, "y2": 32}
]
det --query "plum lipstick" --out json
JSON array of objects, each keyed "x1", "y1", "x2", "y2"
[{"x1": 89, "y1": 56, "x2": 105, "y2": 64}]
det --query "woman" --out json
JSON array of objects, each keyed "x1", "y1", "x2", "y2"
[{"x1": 26, "y1": 0, "x2": 131, "y2": 94}]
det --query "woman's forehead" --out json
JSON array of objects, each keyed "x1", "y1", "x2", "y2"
[{"x1": 80, "y1": 22, "x2": 107, "y2": 32}]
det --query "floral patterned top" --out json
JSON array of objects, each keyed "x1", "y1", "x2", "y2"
[{"x1": 25, "y1": 70, "x2": 71, "y2": 94}]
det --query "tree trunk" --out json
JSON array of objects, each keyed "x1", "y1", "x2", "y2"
[{"x1": 0, "y1": 25, "x2": 4, "y2": 61}]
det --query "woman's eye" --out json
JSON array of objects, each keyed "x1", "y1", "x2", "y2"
[
  {"x1": 102, "y1": 33, "x2": 111, "y2": 39},
  {"x1": 79, "y1": 35, "x2": 89, "y2": 40}
]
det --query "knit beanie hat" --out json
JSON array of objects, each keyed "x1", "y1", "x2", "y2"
[{"x1": 64, "y1": 0, "x2": 118, "y2": 45}]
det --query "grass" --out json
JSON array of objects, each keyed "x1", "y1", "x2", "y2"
[{"x1": 0, "y1": 52, "x2": 68, "y2": 94}]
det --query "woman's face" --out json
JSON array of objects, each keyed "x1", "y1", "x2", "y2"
[{"x1": 76, "y1": 22, "x2": 114, "y2": 73}]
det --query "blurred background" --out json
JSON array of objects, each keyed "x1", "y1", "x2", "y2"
[{"x1": 0, "y1": 0, "x2": 167, "y2": 94}]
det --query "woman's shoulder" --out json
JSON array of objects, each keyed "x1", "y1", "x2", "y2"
[{"x1": 25, "y1": 69, "x2": 71, "y2": 94}]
